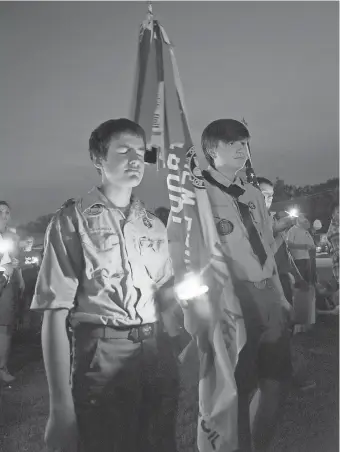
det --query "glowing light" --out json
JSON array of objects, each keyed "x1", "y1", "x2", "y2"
[
  {"x1": 174, "y1": 272, "x2": 209, "y2": 301},
  {"x1": 0, "y1": 239, "x2": 14, "y2": 254},
  {"x1": 286, "y1": 208, "x2": 299, "y2": 218}
]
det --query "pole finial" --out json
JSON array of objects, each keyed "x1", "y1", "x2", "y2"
[{"x1": 147, "y1": 1, "x2": 153, "y2": 16}]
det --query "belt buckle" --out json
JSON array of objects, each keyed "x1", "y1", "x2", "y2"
[
  {"x1": 129, "y1": 324, "x2": 153, "y2": 342},
  {"x1": 254, "y1": 279, "x2": 267, "y2": 290},
  {"x1": 140, "y1": 324, "x2": 153, "y2": 340}
]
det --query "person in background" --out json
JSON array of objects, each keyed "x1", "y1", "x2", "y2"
[
  {"x1": 31, "y1": 118, "x2": 179, "y2": 452},
  {"x1": 327, "y1": 202, "x2": 339, "y2": 286},
  {"x1": 257, "y1": 177, "x2": 296, "y2": 305},
  {"x1": 287, "y1": 215, "x2": 315, "y2": 284},
  {"x1": 17, "y1": 236, "x2": 42, "y2": 330},
  {"x1": 258, "y1": 178, "x2": 316, "y2": 391},
  {"x1": 0, "y1": 201, "x2": 17, "y2": 383},
  {"x1": 195, "y1": 119, "x2": 292, "y2": 452}
]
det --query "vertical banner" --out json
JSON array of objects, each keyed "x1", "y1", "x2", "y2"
[{"x1": 131, "y1": 11, "x2": 246, "y2": 452}]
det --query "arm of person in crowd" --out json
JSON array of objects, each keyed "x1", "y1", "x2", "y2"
[
  {"x1": 31, "y1": 207, "x2": 81, "y2": 450},
  {"x1": 272, "y1": 216, "x2": 296, "y2": 235},
  {"x1": 258, "y1": 195, "x2": 293, "y2": 315}
]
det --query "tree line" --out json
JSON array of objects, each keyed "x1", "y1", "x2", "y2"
[{"x1": 19, "y1": 178, "x2": 338, "y2": 235}]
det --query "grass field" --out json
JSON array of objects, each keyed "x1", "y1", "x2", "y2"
[{"x1": 0, "y1": 315, "x2": 338, "y2": 452}]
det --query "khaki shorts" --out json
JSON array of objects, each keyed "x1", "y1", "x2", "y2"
[{"x1": 234, "y1": 278, "x2": 292, "y2": 394}]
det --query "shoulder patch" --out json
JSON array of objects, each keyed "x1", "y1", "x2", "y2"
[
  {"x1": 86, "y1": 203, "x2": 104, "y2": 217},
  {"x1": 186, "y1": 146, "x2": 205, "y2": 189}
]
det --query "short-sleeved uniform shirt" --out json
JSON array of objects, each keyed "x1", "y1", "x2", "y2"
[
  {"x1": 31, "y1": 187, "x2": 173, "y2": 327},
  {"x1": 204, "y1": 168, "x2": 277, "y2": 283},
  {"x1": 287, "y1": 225, "x2": 314, "y2": 261}
]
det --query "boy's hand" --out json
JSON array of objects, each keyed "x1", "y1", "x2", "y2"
[{"x1": 45, "y1": 405, "x2": 78, "y2": 452}]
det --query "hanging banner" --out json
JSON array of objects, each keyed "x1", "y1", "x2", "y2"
[{"x1": 131, "y1": 10, "x2": 246, "y2": 452}]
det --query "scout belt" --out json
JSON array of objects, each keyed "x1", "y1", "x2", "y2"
[{"x1": 75, "y1": 322, "x2": 161, "y2": 343}]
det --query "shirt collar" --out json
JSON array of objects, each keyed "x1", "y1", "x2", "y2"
[
  {"x1": 207, "y1": 166, "x2": 244, "y2": 188},
  {"x1": 81, "y1": 187, "x2": 147, "y2": 221}
]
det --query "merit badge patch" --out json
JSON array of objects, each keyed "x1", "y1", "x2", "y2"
[
  {"x1": 186, "y1": 146, "x2": 205, "y2": 189},
  {"x1": 217, "y1": 219, "x2": 234, "y2": 236},
  {"x1": 248, "y1": 202, "x2": 256, "y2": 210},
  {"x1": 87, "y1": 204, "x2": 104, "y2": 216},
  {"x1": 143, "y1": 215, "x2": 153, "y2": 229}
]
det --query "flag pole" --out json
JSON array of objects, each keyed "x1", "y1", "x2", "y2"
[
  {"x1": 147, "y1": 1, "x2": 153, "y2": 17},
  {"x1": 242, "y1": 118, "x2": 260, "y2": 189}
]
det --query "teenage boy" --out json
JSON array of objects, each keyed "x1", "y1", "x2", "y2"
[
  {"x1": 31, "y1": 118, "x2": 178, "y2": 452},
  {"x1": 200, "y1": 119, "x2": 292, "y2": 452}
]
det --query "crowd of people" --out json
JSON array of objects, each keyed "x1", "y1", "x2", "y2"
[
  {"x1": 0, "y1": 203, "x2": 42, "y2": 383},
  {"x1": 0, "y1": 118, "x2": 338, "y2": 452}
]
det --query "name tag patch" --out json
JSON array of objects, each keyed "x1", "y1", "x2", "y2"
[{"x1": 217, "y1": 219, "x2": 234, "y2": 236}]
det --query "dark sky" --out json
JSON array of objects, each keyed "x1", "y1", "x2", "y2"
[{"x1": 0, "y1": 1, "x2": 338, "y2": 225}]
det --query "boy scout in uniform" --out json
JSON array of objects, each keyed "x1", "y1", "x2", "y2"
[
  {"x1": 200, "y1": 119, "x2": 292, "y2": 452},
  {"x1": 31, "y1": 119, "x2": 178, "y2": 452}
]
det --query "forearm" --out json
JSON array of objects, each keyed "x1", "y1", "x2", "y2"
[
  {"x1": 42, "y1": 309, "x2": 73, "y2": 409},
  {"x1": 271, "y1": 267, "x2": 286, "y2": 302}
]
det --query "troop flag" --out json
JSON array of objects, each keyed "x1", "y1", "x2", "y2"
[{"x1": 131, "y1": 6, "x2": 246, "y2": 451}]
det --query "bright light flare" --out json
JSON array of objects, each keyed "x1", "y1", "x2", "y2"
[
  {"x1": 0, "y1": 239, "x2": 14, "y2": 254},
  {"x1": 174, "y1": 273, "x2": 209, "y2": 301},
  {"x1": 286, "y1": 208, "x2": 299, "y2": 218}
]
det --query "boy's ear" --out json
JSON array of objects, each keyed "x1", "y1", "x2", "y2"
[{"x1": 92, "y1": 155, "x2": 102, "y2": 171}]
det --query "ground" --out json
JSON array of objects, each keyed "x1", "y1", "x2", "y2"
[{"x1": 0, "y1": 314, "x2": 338, "y2": 452}]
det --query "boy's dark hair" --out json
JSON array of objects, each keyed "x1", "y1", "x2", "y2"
[
  {"x1": 257, "y1": 177, "x2": 274, "y2": 187},
  {"x1": 0, "y1": 201, "x2": 10, "y2": 210},
  {"x1": 201, "y1": 119, "x2": 250, "y2": 167},
  {"x1": 89, "y1": 118, "x2": 146, "y2": 162}
]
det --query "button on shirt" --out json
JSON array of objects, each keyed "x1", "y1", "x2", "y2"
[
  {"x1": 204, "y1": 168, "x2": 277, "y2": 283},
  {"x1": 30, "y1": 188, "x2": 173, "y2": 327},
  {"x1": 287, "y1": 225, "x2": 314, "y2": 261}
]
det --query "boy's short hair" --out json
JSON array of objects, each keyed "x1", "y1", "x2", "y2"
[
  {"x1": 89, "y1": 118, "x2": 146, "y2": 162},
  {"x1": 257, "y1": 177, "x2": 274, "y2": 187},
  {"x1": 0, "y1": 201, "x2": 10, "y2": 210},
  {"x1": 201, "y1": 119, "x2": 250, "y2": 167}
]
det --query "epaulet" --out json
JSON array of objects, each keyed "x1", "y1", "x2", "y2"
[
  {"x1": 45, "y1": 198, "x2": 77, "y2": 235},
  {"x1": 61, "y1": 198, "x2": 76, "y2": 209},
  {"x1": 54, "y1": 198, "x2": 77, "y2": 218}
]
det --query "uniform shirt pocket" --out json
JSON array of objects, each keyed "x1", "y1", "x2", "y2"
[
  {"x1": 81, "y1": 229, "x2": 120, "y2": 252},
  {"x1": 138, "y1": 236, "x2": 168, "y2": 282}
]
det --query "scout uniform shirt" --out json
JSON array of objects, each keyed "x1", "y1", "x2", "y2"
[
  {"x1": 204, "y1": 168, "x2": 277, "y2": 283},
  {"x1": 30, "y1": 188, "x2": 173, "y2": 327}
]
